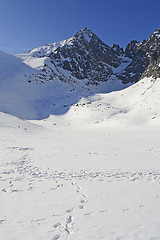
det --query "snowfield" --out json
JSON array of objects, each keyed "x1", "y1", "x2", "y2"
[
  {"x1": 0, "y1": 49, "x2": 160, "y2": 239},
  {"x1": 1, "y1": 76, "x2": 160, "y2": 240}
]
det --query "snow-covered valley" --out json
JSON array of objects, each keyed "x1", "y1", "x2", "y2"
[
  {"x1": 0, "y1": 27, "x2": 160, "y2": 239},
  {"x1": 1, "y1": 75, "x2": 160, "y2": 239}
]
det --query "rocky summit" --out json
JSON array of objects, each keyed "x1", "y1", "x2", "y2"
[
  {"x1": 26, "y1": 27, "x2": 160, "y2": 86},
  {"x1": 120, "y1": 28, "x2": 160, "y2": 83}
]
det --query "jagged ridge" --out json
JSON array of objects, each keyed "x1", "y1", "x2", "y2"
[{"x1": 26, "y1": 27, "x2": 160, "y2": 85}]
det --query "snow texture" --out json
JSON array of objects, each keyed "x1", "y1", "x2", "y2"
[{"x1": 0, "y1": 45, "x2": 160, "y2": 239}]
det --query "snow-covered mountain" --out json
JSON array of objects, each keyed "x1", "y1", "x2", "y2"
[
  {"x1": 23, "y1": 27, "x2": 160, "y2": 85},
  {"x1": 1, "y1": 29, "x2": 160, "y2": 240},
  {"x1": 27, "y1": 28, "x2": 129, "y2": 84},
  {"x1": 123, "y1": 28, "x2": 160, "y2": 82},
  {"x1": 0, "y1": 27, "x2": 160, "y2": 120}
]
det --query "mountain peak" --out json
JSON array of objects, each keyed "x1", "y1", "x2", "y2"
[
  {"x1": 73, "y1": 27, "x2": 94, "y2": 42},
  {"x1": 27, "y1": 27, "x2": 160, "y2": 86},
  {"x1": 76, "y1": 27, "x2": 93, "y2": 34},
  {"x1": 152, "y1": 28, "x2": 160, "y2": 39}
]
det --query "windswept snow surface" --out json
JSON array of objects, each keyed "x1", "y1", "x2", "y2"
[{"x1": 0, "y1": 75, "x2": 160, "y2": 239}]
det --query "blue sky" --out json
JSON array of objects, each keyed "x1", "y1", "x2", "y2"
[{"x1": 0, "y1": 0, "x2": 160, "y2": 54}]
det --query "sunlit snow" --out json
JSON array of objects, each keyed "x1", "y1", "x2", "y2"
[{"x1": 0, "y1": 49, "x2": 160, "y2": 240}]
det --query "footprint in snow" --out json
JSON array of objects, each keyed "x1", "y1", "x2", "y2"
[
  {"x1": 66, "y1": 216, "x2": 72, "y2": 224},
  {"x1": 79, "y1": 205, "x2": 84, "y2": 209},
  {"x1": 53, "y1": 223, "x2": 61, "y2": 229},
  {"x1": 66, "y1": 208, "x2": 74, "y2": 213},
  {"x1": 122, "y1": 208, "x2": 132, "y2": 213},
  {"x1": 52, "y1": 235, "x2": 60, "y2": 240}
]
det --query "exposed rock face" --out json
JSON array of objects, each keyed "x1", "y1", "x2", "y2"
[
  {"x1": 49, "y1": 28, "x2": 123, "y2": 83},
  {"x1": 118, "y1": 28, "x2": 160, "y2": 83},
  {"x1": 28, "y1": 27, "x2": 160, "y2": 85},
  {"x1": 29, "y1": 28, "x2": 130, "y2": 85},
  {"x1": 140, "y1": 29, "x2": 160, "y2": 80}
]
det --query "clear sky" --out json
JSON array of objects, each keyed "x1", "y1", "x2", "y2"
[{"x1": 0, "y1": 0, "x2": 160, "y2": 54}]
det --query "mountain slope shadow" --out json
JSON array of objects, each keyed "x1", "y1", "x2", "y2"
[
  {"x1": 0, "y1": 27, "x2": 160, "y2": 120},
  {"x1": 0, "y1": 49, "x2": 133, "y2": 120},
  {"x1": 0, "y1": 70, "x2": 131, "y2": 120}
]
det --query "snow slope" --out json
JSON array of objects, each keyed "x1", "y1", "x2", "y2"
[
  {"x1": 0, "y1": 105, "x2": 160, "y2": 240},
  {"x1": 0, "y1": 49, "x2": 131, "y2": 120},
  {"x1": 0, "y1": 71, "x2": 160, "y2": 239},
  {"x1": 0, "y1": 35, "x2": 160, "y2": 239},
  {"x1": 54, "y1": 76, "x2": 160, "y2": 128}
]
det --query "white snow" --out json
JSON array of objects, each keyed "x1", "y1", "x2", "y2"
[
  {"x1": 28, "y1": 37, "x2": 74, "y2": 58},
  {"x1": 111, "y1": 56, "x2": 131, "y2": 75},
  {"x1": 0, "y1": 49, "x2": 160, "y2": 239},
  {"x1": 153, "y1": 29, "x2": 160, "y2": 39}
]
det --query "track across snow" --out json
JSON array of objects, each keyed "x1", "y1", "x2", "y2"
[
  {"x1": 0, "y1": 49, "x2": 160, "y2": 240},
  {"x1": 0, "y1": 106, "x2": 160, "y2": 240}
]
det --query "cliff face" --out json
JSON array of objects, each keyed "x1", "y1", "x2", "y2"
[
  {"x1": 28, "y1": 28, "x2": 160, "y2": 85},
  {"x1": 118, "y1": 28, "x2": 160, "y2": 83},
  {"x1": 28, "y1": 28, "x2": 128, "y2": 85}
]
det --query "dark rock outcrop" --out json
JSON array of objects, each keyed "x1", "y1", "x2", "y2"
[
  {"x1": 118, "y1": 28, "x2": 160, "y2": 83},
  {"x1": 29, "y1": 27, "x2": 160, "y2": 85}
]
